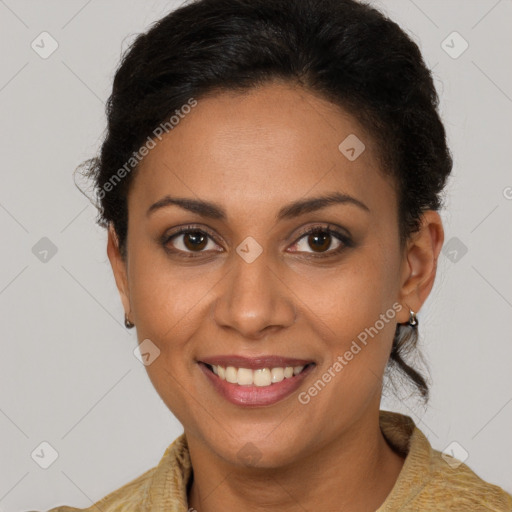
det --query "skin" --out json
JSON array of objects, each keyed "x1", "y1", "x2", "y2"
[{"x1": 107, "y1": 80, "x2": 444, "y2": 511}]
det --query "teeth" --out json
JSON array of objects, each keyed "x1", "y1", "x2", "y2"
[
  {"x1": 225, "y1": 366, "x2": 237, "y2": 384},
  {"x1": 271, "y1": 367, "x2": 284, "y2": 383},
  {"x1": 254, "y1": 368, "x2": 271, "y2": 387},
  {"x1": 293, "y1": 365, "x2": 304, "y2": 375},
  {"x1": 209, "y1": 364, "x2": 307, "y2": 387},
  {"x1": 237, "y1": 368, "x2": 253, "y2": 386}
]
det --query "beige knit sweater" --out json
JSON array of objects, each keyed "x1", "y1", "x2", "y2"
[{"x1": 47, "y1": 410, "x2": 512, "y2": 511}]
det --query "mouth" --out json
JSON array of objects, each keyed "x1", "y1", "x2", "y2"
[
  {"x1": 204, "y1": 362, "x2": 313, "y2": 386},
  {"x1": 198, "y1": 356, "x2": 316, "y2": 407}
]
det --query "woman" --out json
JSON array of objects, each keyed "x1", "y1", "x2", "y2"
[{"x1": 48, "y1": 0, "x2": 512, "y2": 510}]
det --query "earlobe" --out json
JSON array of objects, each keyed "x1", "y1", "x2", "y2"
[
  {"x1": 397, "y1": 211, "x2": 444, "y2": 323},
  {"x1": 106, "y1": 223, "x2": 132, "y2": 319}
]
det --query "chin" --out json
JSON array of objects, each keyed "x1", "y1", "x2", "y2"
[{"x1": 206, "y1": 428, "x2": 310, "y2": 470}]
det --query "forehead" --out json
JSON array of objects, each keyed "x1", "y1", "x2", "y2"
[{"x1": 131, "y1": 81, "x2": 395, "y2": 220}]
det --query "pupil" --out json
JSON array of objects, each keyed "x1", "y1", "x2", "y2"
[
  {"x1": 185, "y1": 232, "x2": 207, "y2": 251},
  {"x1": 309, "y1": 231, "x2": 330, "y2": 252}
]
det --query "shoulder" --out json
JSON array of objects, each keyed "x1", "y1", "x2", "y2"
[
  {"x1": 44, "y1": 434, "x2": 190, "y2": 512},
  {"x1": 46, "y1": 465, "x2": 157, "y2": 512},
  {"x1": 378, "y1": 411, "x2": 512, "y2": 512},
  {"x1": 428, "y1": 450, "x2": 512, "y2": 512},
  {"x1": 417, "y1": 447, "x2": 512, "y2": 511}
]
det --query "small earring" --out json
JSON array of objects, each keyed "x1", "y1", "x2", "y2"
[
  {"x1": 407, "y1": 309, "x2": 418, "y2": 327},
  {"x1": 124, "y1": 314, "x2": 135, "y2": 329}
]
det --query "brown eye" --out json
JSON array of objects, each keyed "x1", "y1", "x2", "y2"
[
  {"x1": 164, "y1": 226, "x2": 221, "y2": 255},
  {"x1": 182, "y1": 231, "x2": 208, "y2": 251},
  {"x1": 289, "y1": 225, "x2": 352, "y2": 258},
  {"x1": 307, "y1": 230, "x2": 332, "y2": 252}
]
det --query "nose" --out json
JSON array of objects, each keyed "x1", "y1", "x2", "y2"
[{"x1": 211, "y1": 247, "x2": 297, "y2": 340}]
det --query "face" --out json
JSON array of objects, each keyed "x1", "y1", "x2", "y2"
[{"x1": 108, "y1": 80, "x2": 443, "y2": 468}]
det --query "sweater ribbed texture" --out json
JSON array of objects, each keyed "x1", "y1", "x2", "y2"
[{"x1": 47, "y1": 410, "x2": 512, "y2": 511}]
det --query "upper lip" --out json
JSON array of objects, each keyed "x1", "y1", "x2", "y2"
[{"x1": 199, "y1": 355, "x2": 314, "y2": 369}]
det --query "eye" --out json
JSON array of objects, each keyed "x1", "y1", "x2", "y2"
[
  {"x1": 162, "y1": 225, "x2": 221, "y2": 257},
  {"x1": 162, "y1": 223, "x2": 353, "y2": 259},
  {"x1": 288, "y1": 224, "x2": 352, "y2": 257}
]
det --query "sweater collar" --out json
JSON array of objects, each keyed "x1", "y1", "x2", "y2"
[{"x1": 142, "y1": 410, "x2": 428, "y2": 511}]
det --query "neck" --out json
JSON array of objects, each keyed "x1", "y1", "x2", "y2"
[{"x1": 186, "y1": 407, "x2": 405, "y2": 512}]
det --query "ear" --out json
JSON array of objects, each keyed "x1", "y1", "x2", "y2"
[
  {"x1": 397, "y1": 210, "x2": 444, "y2": 324},
  {"x1": 106, "y1": 223, "x2": 132, "y2": 319}
]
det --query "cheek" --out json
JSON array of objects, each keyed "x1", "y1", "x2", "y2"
[
  {"x1": 292, "y1": 246, "x2": 400, "y2": 390},
  {"x1": 128, "y1": 243, "x2": 212, "y2": 341},
  {"x1": 294, "y1": 246, "x2": 399, "y2": 338},
  {"x1": 297, "y1": 270, "x2": 399, "y2": 432},
  {"x1": 126, "y1": 249, "x2": 212, "y2": 425}
]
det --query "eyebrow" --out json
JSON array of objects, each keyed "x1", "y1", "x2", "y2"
[{"x1": 146, "y1": 192, "x2": 370, "y2": 221}]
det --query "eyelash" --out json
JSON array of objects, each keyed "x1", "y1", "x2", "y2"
[{"x1": 161, "y1": 223, "x2": 353, "y2": 259}]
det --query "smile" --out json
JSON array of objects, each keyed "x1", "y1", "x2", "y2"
[
  {"x1": 208, "y1": 364, "x2": 309, "y2": 387},
  {"x1": 198, "y1": 356, "x2": 315, "y2": 407}
]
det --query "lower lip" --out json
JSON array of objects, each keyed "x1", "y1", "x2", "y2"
[{"x1": 199, "y1": 363, "x2": 314, "y2": 407}]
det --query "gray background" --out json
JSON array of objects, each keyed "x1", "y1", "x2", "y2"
[{"x1": 0, "y1": 0, "x2": 511, "y2": 509}]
